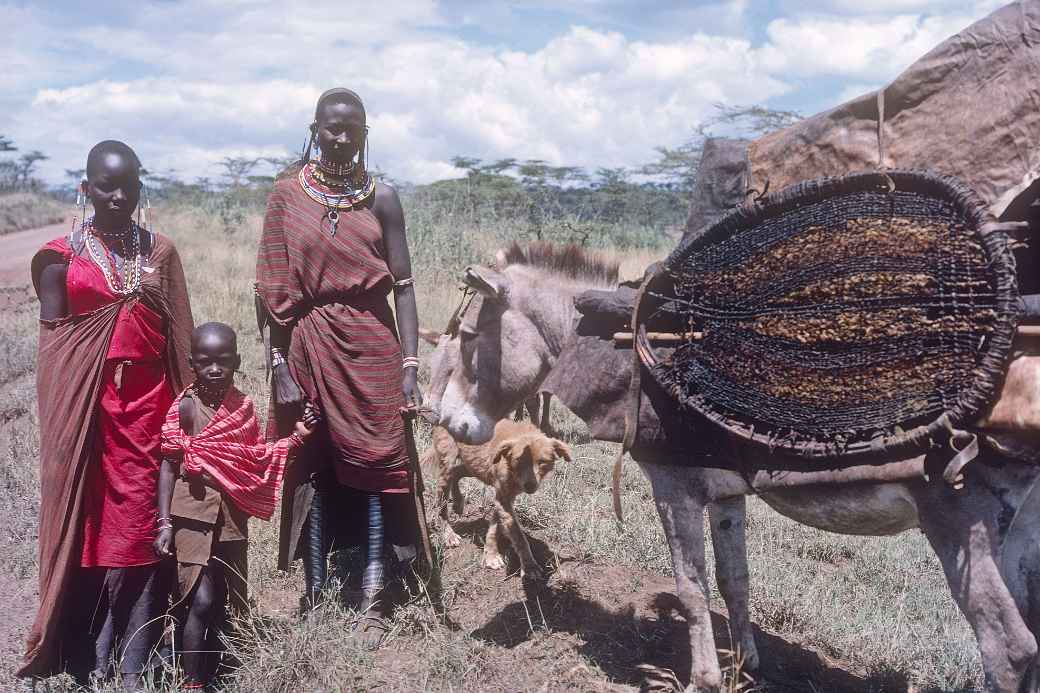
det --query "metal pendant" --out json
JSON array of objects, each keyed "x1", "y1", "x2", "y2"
[{"x1": 327, "y1": 209, "x2": 339, "y2": 237}]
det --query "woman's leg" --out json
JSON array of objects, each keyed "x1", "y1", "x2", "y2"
[
  {"x1": 356, "y1": 492, "x2": 387, "y2": 648},
  {"x1": 109, "y1": 564, "x2": 166, "y2": 692},
  {"x1": 302, "y1": 474, "x2": 330, "y2": 610}
]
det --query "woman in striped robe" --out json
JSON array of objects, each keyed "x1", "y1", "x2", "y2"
[{"x1": 255, "y1": 88, "x2": 423, "y2": 645}]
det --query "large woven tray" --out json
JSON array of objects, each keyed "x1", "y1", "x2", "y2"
[{"x1": 646, "y1": 170, "x2": 1019, "y2": 460}]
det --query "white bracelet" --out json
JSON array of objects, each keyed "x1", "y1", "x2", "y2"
[{"x1": 402, "y1": 356, "x2": 420, "y2": 370}]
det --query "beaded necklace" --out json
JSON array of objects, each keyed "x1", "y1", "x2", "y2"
[
  {"x1": 297, "y1": 161, "x2": 376, "y2": 237},
  {"x1": 84, "y1": 218, "x2": 142, "y2": 296},
  {"x1": 192, "y1": 380, "x2": 228, "y2": 409}
]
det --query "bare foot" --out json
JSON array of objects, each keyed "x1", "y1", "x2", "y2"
[{"x1": 354, "y1": 592, "x2": 388, "y2": 650}]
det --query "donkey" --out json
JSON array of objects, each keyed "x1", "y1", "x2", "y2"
[{"x1": 428, "y1": 245, "x2": 1040, "y2": 692}]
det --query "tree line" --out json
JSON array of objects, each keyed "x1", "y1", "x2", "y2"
[{"x1": 1, "y1": 104, "x2": 801, "y2": 243}]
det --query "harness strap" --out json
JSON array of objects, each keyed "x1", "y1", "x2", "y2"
[
  {"x1": 612, "y1": 270, "x2": 657, "y2": 524},
  {"x1": 445, "y1": 286, "x2": 476, "y2": 337}
]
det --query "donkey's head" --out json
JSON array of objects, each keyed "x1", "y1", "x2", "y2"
[{"x1": 427, "y1": 242, "x2": 618, "y2": 444}]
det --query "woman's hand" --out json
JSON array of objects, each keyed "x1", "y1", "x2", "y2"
[
  {"x1": 154, "y1": 527, "x2": 173, "y2": 558},
  {"x1": 403, "y1": 370, "x2": 423, "y2": 410},
  {"x1": 274, "y1": 363, "x2": 304, "y2": 407}
]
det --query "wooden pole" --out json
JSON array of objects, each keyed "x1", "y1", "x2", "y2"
[{"x1": 613, "y1": 324, "x2": 1040, "y2": 344}]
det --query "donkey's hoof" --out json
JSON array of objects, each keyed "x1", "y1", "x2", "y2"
[
  {"x1": 483, "y1": 552, "x2": 506, "y2": 570},
  {"x1": 442, "y1": 527, "x2": 462, "y2": 548}
]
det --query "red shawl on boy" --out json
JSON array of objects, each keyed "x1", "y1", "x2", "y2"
[{"x1": 161, "y1": 386, "x2": 299, "y2": 521}]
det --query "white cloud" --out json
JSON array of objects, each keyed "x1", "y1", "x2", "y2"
[
  {"x1": 0, "y1": 0, "x2": 1013, "y2": 185},
  {"x1": 754, "y1": 10, "x2": 988, "y2": 79}
]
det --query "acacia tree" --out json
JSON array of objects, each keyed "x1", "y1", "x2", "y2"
[
  {"x1": 643, "y1": 103, "x2": 802, "y2": 192},
  {"x1": 15, "y1": 150, "x2": 48, "y2": 187}
]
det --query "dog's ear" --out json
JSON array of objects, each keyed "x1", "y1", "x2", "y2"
[
  {"x1": 551, "y1": 439, "x2": 572, "y2": 462},
  {"x1": 491, "y1": 440, "x2": 514, "y2": 467}
]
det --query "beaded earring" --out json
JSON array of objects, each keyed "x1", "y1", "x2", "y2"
[
  {"x1": 302, "y1": 125, "x2": 317, "y2": 163},
  {"x1": 138, "y1": 183, "x2": 152, "y2": 231},
  {"x1": 355, "y1": 125, "x2": 370, "y2": 186},
  {"x1": 74, "y1": 177, "x2": 87, "y2": 232}
]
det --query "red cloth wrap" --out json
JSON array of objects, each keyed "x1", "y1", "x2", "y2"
[{"x1": 162, "y1": 386, "x2": 298, "y2": 521}]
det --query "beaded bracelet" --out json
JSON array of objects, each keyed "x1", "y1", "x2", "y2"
[
  {"x1": 157, "y1": 516, "x2": 173, "y2": 530},
  {"x1": 271, "y1": 346, "x2": 287, "y2": 369},
  {"x1": 402, "y1": 356, "x2": 420, "y2": 370}
]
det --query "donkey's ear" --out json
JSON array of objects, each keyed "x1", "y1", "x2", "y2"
[
  {"x1": 418, "y1": 327, "x2": 441, "y2": 345},
  {"x1": 462, "y1": 265, "x2": 510, "y2": 301},
  {"x1": 551, "y1": 439, "x2": 572, "y2": 462}
]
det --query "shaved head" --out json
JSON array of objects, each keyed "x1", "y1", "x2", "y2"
[
  {"x1": 85, "y1": 140, "x2": 141, "y2": 179},
  {"x1": 192, "y1": 322, "x2": 237, "y2": 351}
]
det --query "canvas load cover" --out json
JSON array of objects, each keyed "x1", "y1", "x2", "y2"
[{"x1": 687, "y1": 1, "x2": 1040, "y2": 235}]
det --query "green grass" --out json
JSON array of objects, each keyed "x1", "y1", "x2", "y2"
[{"x1": 0, "y1": 197, "x2": 983, "y2": 692}]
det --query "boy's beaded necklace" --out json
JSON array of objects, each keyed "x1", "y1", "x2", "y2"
[{"x1": 192, "y1": 380, "x2": 228, "y2": 409}]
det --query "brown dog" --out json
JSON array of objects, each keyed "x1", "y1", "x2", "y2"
[{"x1": 423, "y1": 420, "x2": 571, "y2": 578}]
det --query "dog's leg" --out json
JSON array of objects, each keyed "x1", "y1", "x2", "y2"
[
  {"x1": 438, "y1": 466, "x2": 463, "y2": 548},
  {"x1": 450, "y1": 473, "x2": 464, "y2": 517},
  {"x1": 494, "y1": 496, "x2": 542, "y2": 579},
  {"x1": 482, "y1": 514, "x2": 506, "y2": 570}
]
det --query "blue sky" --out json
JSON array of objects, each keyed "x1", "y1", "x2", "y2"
[{"x1": 0, "y1": 0, "x2": 1007, "y2": 185}]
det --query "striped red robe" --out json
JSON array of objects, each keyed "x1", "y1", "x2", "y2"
[{"x1": 255, "y1": 169, "x2": 410, "y2": 568}]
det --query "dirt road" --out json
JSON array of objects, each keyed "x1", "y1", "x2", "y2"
[{"x1": 0, "y1": 218, "x2": 71, "y2": 309}]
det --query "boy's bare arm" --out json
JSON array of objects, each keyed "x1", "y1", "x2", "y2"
[{"x1": 154, "y1": 457, "x2": 177, "y2": 557}]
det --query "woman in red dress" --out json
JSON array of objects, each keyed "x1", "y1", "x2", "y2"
[
  {"x1": 256, "y1": 88, "x2": 422, "y2": 645},
  {"x1": 21, "y1": 140, "x2": 193, "y2": 690}
]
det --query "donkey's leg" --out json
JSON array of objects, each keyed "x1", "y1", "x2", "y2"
[
  {"x1": 641, "y1": 460, "x2": 722, "y2": 692},
  {"x1": 707, "y1": 497, "x2": 758, "y2": 671},
  {"x1": 917, "y1": 481, "x2": 1038, "y2": 692},
  {"x1": 539, "y1": 392, "x2": 551, "y2": 433},
  {"x1": 992, "y1": 467, "x2": 1040, "y2": 692}
]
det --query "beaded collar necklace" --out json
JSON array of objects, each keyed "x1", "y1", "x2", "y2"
[
  {"x1": 315, "y1": 156, "x2": 355, "y2": 178},
  {"x1": 83, "y1": 218, "x2": 142, "y2": 296},
  {"x1": 192, "y1": 380, "x2": 228, "y2": 409},
  {"x1": 298, "y1": 160, "x2": 376, "y2": 237}
]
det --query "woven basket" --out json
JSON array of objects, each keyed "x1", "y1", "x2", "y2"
[{"x1": 643, "y1": 170, "x2": 1019, "y2": 460}]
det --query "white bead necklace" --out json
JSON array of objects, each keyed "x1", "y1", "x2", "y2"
[{"x1": 84, "y1": 218, "x2": 142, "y2": 296}]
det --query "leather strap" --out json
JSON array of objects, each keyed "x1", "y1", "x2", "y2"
[{"x1": 612, "y1": 271, "x2": 657, "y2": 523}]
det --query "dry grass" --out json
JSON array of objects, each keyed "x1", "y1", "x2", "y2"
[
  {"x1": 0, "y1": 201, "x2": 984, "y2": 692},
  {"x1": 0, "y1": 192, "x2": 67, "y2": 235}
]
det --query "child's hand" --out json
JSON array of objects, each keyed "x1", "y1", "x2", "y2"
[
  {"x1": 294, "y1": 420, "x2": 313, "y2": 439},
  {"x1": 296, "y1": 401, "x2": 321, "y2": 438},
  {"x1": 154, "y1": 528, "x2": 173, "y2": 558}
]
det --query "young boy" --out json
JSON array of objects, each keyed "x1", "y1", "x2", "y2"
[{"x1": 154, "y1": 322, "x2": 317, "y2": 689}]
